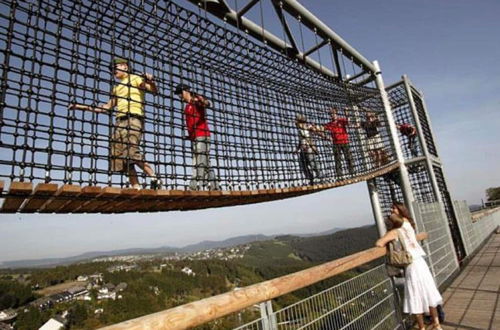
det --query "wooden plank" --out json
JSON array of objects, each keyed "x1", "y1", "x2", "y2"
[
  {"x1": 100, "y1": 188, "x2": 142, "y2": 213},
  {"x1": 1, "y1": 182, "x2": 33, "y2": 213},
  {"x1": 58, "y1": 186, "x2": 102, "y2": 213},
  {"x1": 123, "y1": 189, "x2": 157, "y2": 213},
  {"x1": 135, "y1": 189, "x2": 162, "y2": 212},
  {"x1": 20, "y1": 183, "x2": 59, "y2": 213},
  {"x1": 77, "y1": 187, "x2": 122, "y2": 213},
  {"x1": 153, "y1": 190, "x2": 192, "y2": 212},
  {"x1": 40, "y1": 185, "x2": 82, "y2": 213}
]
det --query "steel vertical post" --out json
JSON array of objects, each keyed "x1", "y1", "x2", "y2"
[
  {"x1": 404, "y1": 75, "x2": 465, "y2": 262},
  {"x1": 402, "y1": 75, "x2": 443, "y2": 204},
  {"x1": 373, "y1": 61, "x2": 416, "y2": 220},
  {"x1": 368, "y1": 179, "x2": 387, "y2": 236}
]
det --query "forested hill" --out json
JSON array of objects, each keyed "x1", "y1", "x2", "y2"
[
  {"x1": 1, "y1": 225, "x2": 381, "y2": 329},
  {"x1": 284, "y1": 225, "x2": 379, "y2": 262}
]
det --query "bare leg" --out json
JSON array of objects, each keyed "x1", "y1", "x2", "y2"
[
  {"x1": 429, "y1": 307, "x2": 442, "y2": 329},
  {"x1": 373, "y1": 151, "x2": 381, "y2": 167},
  {"x1": 128, "y1": 166, "x2": 140, "y2": 188},
  {"x1": 135, "y1": 160, "x2": 156, "y2": 178},
  {"x1": 415, "y1": 314, "x2": 425, "y2": 330},
  {"x1": 369, "y1": 150, "x2": 376, "y2": 168}
]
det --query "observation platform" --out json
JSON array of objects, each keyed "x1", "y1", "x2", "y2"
[
  {"x1": 441, "y1": 232, "x2": 499, "y2": 330},
  {"x1": 0, "y1": 163, "x2": 399, "y2": 213}
]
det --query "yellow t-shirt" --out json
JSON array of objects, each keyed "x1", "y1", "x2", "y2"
[{"x1": 113, "y1": 74, "x2": 144, "y2": 117}]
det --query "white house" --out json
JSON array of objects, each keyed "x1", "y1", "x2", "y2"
[
  {"x1": 0, "y1": 309, "x2": 16, "y2": 322},
  {"x1": 38, "y1": 318, "x2": 64, "y2": 330},
  {"x1": 181, "y1": 267, "x2": 195, "y2": 276},
  {"x1": 97, "y1": 291, "x2": 116, "y2": 300}
]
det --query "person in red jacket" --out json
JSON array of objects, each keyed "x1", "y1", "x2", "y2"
[
  {"x1": 397, "y1": 123, "x2": 418, "y2": 157},
  {"x1": 323, "y1": 108, "x2": 354, "y2": 178},
  {"x1": 175, "y1": 84, "x2": 219, "y2": 190}
]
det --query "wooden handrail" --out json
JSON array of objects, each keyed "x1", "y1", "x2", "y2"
[
  {"x1": 100, "y1": 232, "x2": 428, "y2": 330},
  {"x1": 471, "y1": 207, "x2": 500, "y2": 221}
]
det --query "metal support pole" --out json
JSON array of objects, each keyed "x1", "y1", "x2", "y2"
[
  {"x1": 259, "y1": 301, "x2": 270, "y2": 330},
  {"x1": 403, "y1": 75, "x2": 461, "y2": 267},
  {"x1": 193, "y1": 0, "x2": 377, "y2": 79},
  {"x1": 368, "y1": 179, "x2": 387, "y2": 237},
  {"x1": 402, "y1": 75, "x2": 442, "y2": 201},
  {"x1": 266, "y1": 300, "x2": 277, "y2": 330},
  {"x1": 415, "y1": 81, "x2": 467, "y2": 260},
  {"x1": 373, "y1": 61, "x2": 416, "y2": 219},
  {"x1": 279, "y1": 0, "x2": 377, "y2": 72}
]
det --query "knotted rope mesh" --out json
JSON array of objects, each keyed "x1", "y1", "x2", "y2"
[{"x1": 0, "y1": 0, "x2": 396, "y2": 192}]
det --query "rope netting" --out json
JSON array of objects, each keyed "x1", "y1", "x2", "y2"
[
  {"x1": 0, "y1": 0, "x2": 397, "y2": 194},
  {"x1": 387, "y1": 83, "x2": 422, "y2": 160},
  {"x1": 373, "y1": 82, "x2": 440, "y2": 218}
]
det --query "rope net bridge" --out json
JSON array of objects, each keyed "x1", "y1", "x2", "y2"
[{"x1": 0, "y1": 0, "x2": 399, "y2": 213}]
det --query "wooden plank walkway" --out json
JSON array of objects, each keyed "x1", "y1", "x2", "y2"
[
  {"x1": 441, "y1": 233, "x2": 499, "y2": 330},
  {"x1": 0, "y1": 162, "x2": 400, "y2": 213}
]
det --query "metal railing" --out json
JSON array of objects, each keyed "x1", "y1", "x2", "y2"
[
  {"x1": 412, "y1": 202, "x2": 459, "y2": 287},
  {"x1": 101, "y1": 234, "x2": 427, "y2": 330},
  {"x1": 101, "y1": 206, "x2": 500, "y2": 330},
  {"x1": 454, "y1": 201, "x2": 500, "y2": 257},
  {"x1": 234, "y1": 265, "x2": 401, "y2": 330}
]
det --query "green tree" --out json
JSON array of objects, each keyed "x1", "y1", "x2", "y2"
[
  {"x1": 68, "y1": 303, "x2": 89, "y2": 328},
  {"x1": 486, "y1": 187, "x2": 500, "y2": 201},
  {"x1": 0, "y1": 280, "x2": 37, "y2": 309},
  {"x1": 15, "y1": 307, "x2": 45, "y2": 330}
]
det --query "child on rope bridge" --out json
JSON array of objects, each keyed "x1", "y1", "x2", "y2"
[
  {"x1": 294, "y1": 114, "x2": 327, "y2": 185},
  {"x1": 68, "y1": 58, "x2": 162, "y2": 190},
  {"x1": 397, "y1": 123, "x2": 418, "y2": 157},
  {"x1": 174, "y1": 84, "x2": 219, "y2": 191},
  {"x1": 361, "y1": 111, "x2": 387, "y2": 168}
]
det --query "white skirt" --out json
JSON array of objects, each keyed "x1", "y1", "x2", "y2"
[{"x1": 403, "y1": 257, "x2": 443, "y2": 314}]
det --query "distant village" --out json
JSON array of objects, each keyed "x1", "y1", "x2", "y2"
[{"x1": 0, "y1": 244, "x2": 251, "y2": 329}]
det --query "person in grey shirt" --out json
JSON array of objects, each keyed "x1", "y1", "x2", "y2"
[{"x1": 295, "y1": 114, "x2": 326, "y2": 185}]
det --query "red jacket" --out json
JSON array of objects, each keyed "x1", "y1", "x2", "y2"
[
  {"x1": 185, "y1": 101, "x2": 210, "y2": 140},
  {"x1": 324, "y1": 118, "x2": 349, "y2": 144},
  {"x1": 399, "y1": 123, "x2": 416, "y2": 136}
]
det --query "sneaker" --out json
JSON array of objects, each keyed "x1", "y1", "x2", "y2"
[{"x1": 150, "y1": 179, "x2": 163, "y2": 190}]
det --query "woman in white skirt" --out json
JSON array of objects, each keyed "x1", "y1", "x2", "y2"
[{"x1": 376, "y1": 203, "x2": 443, "y2": 330}]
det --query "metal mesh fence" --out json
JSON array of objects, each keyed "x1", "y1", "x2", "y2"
[
  {"x1": 454, "y1": 200, "x2": 500, "y2": 256},
  {"x1": 412, "y1": 202, "x2": 459, "y2": 287},
  {"x1": 234, "y1": 264, "x2": 402, "y2": 330},
  {"x1": 0, "y1": 0, "x2": 396, "y2": 192},
  {"x1": 433, "y1": 165, "x2": 466, "y2": 261},
  {"x1": 410, "y1": 88, "x2": 437, "y2": 158}
]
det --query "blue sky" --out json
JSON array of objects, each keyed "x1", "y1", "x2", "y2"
[{"x1": 1, "y1": 0, "x2": 499, "y2": 263}]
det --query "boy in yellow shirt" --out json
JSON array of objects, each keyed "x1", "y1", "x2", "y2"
[{"x1": 69, "y1": 58, "x2": 162, "y2": 189}]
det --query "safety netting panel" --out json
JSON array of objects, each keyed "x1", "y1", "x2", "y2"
[
  {"x1": 413, "y1": 201, "x2": 459, "y2": 287},
  {"x1": 433, "y1": 165, "x2": 466, "y2": 261},
  {"x1": 373, "y1": 171, "x2": 405, "y2": 219},
  {"x1": 411, "y1": 88, "x2": 438, "y2": 157},
  {"x1": 372, "y1": 162, "x2": 437, "y2": 219},
  {"x1": 0, "y1": 0, "x2": 396, "y2": 192},
  {"x1": 408, "y1": 162, "x2": 437, "y2": 204},
  {"x1": 386, "y1": 82, "x2": 422, "y2": 160}
]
